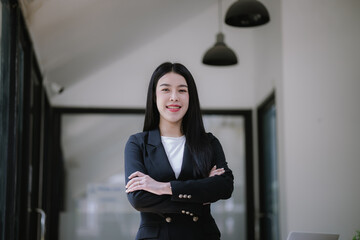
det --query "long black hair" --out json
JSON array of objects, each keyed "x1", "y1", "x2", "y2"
[{"x1": 143, "y1": 62, "x2": 212, "y2": 178}]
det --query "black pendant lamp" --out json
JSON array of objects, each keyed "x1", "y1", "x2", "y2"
[
  {"x1": 202, "y1": 0, "x2": 238, "y2": 66},
  {"x1": 225, "y1": 0, "x2": 270, "y2": 27}
]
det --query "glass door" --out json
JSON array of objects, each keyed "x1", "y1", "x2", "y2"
[
  {"x1": 27, "y1": 65, "x2": 46, "y2": 240},
  {"x1": 17, "y1": 32, "x2": 46, "y2": 240},
  {"x1": 257, "y1": 93, "x2": 280, "y2": 240},
  {"x1": 0, "y1": 5, "x2": 47, "y2": 240}
]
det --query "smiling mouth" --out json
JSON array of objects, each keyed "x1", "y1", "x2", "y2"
[
  {"x1": 166, "y1": 105, "x2": 181, "y2": 112},
  {"x1": 166, "y1": 106, "x2": 181, "y2": 109}
]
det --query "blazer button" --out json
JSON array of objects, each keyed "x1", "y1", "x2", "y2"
[
  {"x1": 187, "y1": 195, "x2": 192, "y2": 199},
  {"x1": 165, "y1": 217, "x2": 172, "y2": 223},
  {"x1": 193, "y1": 216, "x2": 199, "y2": 222},
  {"x1": 181, "y1": 210, "x2": 186, "y2": 214},
  {"x1": 183, "y1": 194, "x2": 188, "y2": 198},
  {"x1": 178, "y1": 194, "x2": 183, "y2": 199},
  {"x1": 186, "y1": 211, "x2": 190, "y2": 215}
]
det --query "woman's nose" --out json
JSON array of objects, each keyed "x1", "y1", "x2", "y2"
[{"x1": 170, "y1": 92, "x2": 179, "y2": 101}]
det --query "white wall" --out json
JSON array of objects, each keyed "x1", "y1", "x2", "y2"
[
  {"x1": 252, "y1": 0, "x2": 284, "y2": 237},
  {"x1": 253, "y1": 0, "x2": 360, "y2": 239},
  {"x1": 280, "y1": 0, "x2": 360, "y2": 239},
  {"x1": 253, "y1": 0, "x2": 282, "y2": 105}
]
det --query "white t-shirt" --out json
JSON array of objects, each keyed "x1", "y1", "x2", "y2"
[{"x1": 161, "y1": 135, "x2": 185, "y2": 179}]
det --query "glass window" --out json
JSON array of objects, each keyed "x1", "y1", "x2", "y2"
[
  {"x1": 59, "y1": 114, "x2": 246, "y2": 240},
  {"x1": 60, "y1": 114, "x2": 144, "y2": 240},
  {"x1": 203, "y1": 115, "x2": 246, "y2": 240}
]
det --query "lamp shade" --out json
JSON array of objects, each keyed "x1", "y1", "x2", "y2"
[
  {"x1": 225, "y1": 0, "x2": 270, "y2": 27},
  {"x1": 202, "y1": 33, "x2": 238, "y2": 66}
]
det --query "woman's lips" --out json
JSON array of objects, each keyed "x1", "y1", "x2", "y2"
[{"x1": 166, "y1": 105, "x2": 181, "y2": 112}]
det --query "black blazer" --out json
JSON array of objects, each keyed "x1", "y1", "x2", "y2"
[{"x1": 124, "y1": 129, "x2": 234, "y2": 240}]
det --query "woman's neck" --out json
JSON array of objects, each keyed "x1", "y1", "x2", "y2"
[{"x1": 159, "y1": 121, "x2": 183, "y2": 137}]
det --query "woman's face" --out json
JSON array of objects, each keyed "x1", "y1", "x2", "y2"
[{"x1": 156, "y1": 72, "x2": 189, "y2": 127}]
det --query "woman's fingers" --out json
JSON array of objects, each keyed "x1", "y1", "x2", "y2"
[
  {"x1": 125, "y1": 171, "x2": 145, "y2": 190},
  {"x1": 209, "y1": 166, "x2": 225, "y2": 177},
  {"x1": 125, "y1": 177, "x2": 141, "y2": 188},
  {"x1": 213, "y1": 169, "x2": 225, "y2": 176},
  {"x1": 125, "y1": 172, "x2": 151, "y2": 193},
  {"x1": 125, "y1": 173, "x2": 165, "y2": 195},
  {"x1": 128, "y1": 171, "x2": 145, "y2": 179},
  {"x1": 209, "y1": 165, "x2": 216, "y2": 177},
  {"x1": 125, "y1": 177, "x2": 144, "y2": 192}
]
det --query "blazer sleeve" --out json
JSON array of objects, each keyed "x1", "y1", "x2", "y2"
[
  {"x1": 124, "y1": 134, "x2": 203, "y2": 216},
  {"x1": 170, "y1": 134, "x2": 234, "y2": 204}
]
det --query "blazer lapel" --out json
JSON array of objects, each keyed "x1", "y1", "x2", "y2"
[{"x1": 146, "y1": 129, "x2": 176, "y2": 181}]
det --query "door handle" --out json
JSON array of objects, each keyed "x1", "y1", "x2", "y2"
[{"x1": 35, "y1": 208, "x2": 46, "y2": 240}]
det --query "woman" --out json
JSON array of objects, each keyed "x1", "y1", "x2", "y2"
[{"x1": 124, "y1": 62, "x2": 234, "y2": 240}]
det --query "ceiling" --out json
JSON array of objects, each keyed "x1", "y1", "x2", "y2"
[{"x1": 21, "y1": 0, "x2": 216, "y2": 102}]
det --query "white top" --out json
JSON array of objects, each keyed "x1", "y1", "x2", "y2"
[{"x1": 161, "y1": 135, "x2": 185, "y2": 179}]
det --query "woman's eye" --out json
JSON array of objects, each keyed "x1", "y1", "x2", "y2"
[
  {"x1": 161, "y1": 88, "x2": 169, "y2": 92},
  {"x1": 179, "y1": 89, "x2": 188, "y2": 93}
]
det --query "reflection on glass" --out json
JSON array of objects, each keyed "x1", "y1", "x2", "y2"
[
  {"x1": 259, "y1": 104, "x2": 279, "y2": 240},
  {"x1": 204, "y1": 115, "x2": 246, "y2": 240},
  {"x1": 60, "y1": 114, "x2": 245, "y2": 240},
  {"x1": 60, "y1": 114, "x2": 143, "y2": 240}
]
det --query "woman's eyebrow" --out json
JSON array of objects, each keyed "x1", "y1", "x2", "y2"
[{"x1": 159, "y1": 83, "x2": 188, "y2": 88}]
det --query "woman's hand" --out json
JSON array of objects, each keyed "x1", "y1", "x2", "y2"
[
  {"x1": 209, "y1": 165, "x2": 225, "y2": 177},
  {"x1": 125, "y1": 171, "x2": 172, "y2": 195}
]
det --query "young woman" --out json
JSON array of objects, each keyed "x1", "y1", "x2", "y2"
[{"x1": 124, "y1": 62, "x2": 234, "y2": 240}]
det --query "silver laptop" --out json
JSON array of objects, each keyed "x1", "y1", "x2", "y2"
[{"x1": 287, "y1": 232, "x2": 339, "y2": 240}]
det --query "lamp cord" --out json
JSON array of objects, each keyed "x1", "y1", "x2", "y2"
[{"x1": 218, "y1": 0, "x2": 222, "y2": 33}]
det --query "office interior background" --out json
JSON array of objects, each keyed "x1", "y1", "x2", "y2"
[{"x1": 1, "y1": 0, "x2": 359, "y2": 240}]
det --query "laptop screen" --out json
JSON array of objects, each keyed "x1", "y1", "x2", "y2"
[{"x1": 287, "y1": 232, "x2": 339, "y2": 240}]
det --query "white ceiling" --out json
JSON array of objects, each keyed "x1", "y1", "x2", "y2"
[{"x1": 21, "y1": 0, "x2": 216, "y2": 103}]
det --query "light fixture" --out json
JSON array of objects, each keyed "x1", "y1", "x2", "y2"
[
  {"x1": 225, "y1": 0, "x2": 270, "y2": 27},
  {"x1": 49, "y1": 82, "x2": 64, "y2": 94},
  {"x1": 202, "y1": 0, "x2": 238, "y2": 66},
  {"x1": 44, "y1": 77, "x2": 65, "y2": 95}
]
